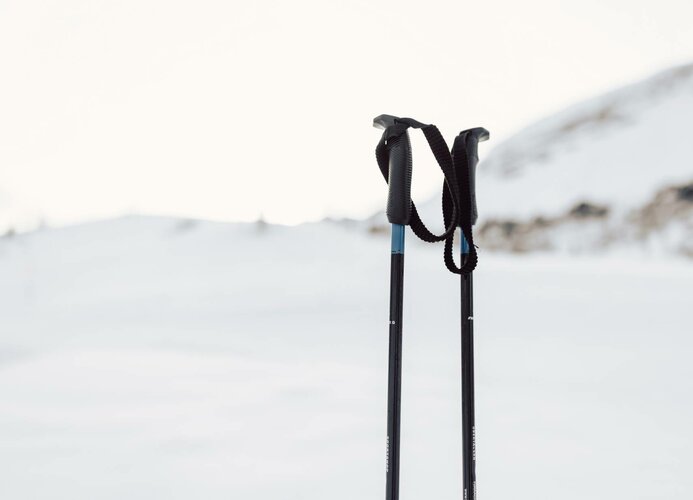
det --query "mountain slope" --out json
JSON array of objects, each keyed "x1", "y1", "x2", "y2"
[
  {"x1": 479, "y1": 62, "x2": 693, "y2": 217},
  {"x1": 407, "y1": 63, "x2": 693, "y2": 256}
]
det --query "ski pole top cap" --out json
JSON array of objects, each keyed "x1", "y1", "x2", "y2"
[
  {"x1": 464, "y1": 127, "x2": 490, "y2": 143},
  {"x1": 373, "y1": 114, "x2": 400, "y2": 130}
]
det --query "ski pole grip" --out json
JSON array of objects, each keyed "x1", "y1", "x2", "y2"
[
  {"x1": 373, "y1": 115, "x2": 413, "y2": 225},
  {"x1": 459, "y1": 127, "x2": 489, "y2": 226}
]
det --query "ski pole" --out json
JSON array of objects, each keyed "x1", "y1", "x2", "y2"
[
  {"x1": 455, "y1": 128, "x2": 489, "y2": 500},
  {"x1": 373, "y1": 114, "x2": 413, "y2": 500}
]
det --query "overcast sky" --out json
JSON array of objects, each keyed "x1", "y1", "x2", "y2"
[{"x1": 1, "y1": 0, "x2": 692, "y2": 229}]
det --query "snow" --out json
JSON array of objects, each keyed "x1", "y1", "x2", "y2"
[{"x1": 0, "y1": 216, "x2": 691, "y2": 499}]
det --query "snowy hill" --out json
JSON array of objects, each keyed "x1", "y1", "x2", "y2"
[
  {"x1": 0, "y1": 215, "x2": 692, "y2": 500},
  {"x1": 398, "y1": 64, "x2": 693, "y2": 256},
  {"x1": 480, "y1": 63, "x2": 693, "y2": 209}
]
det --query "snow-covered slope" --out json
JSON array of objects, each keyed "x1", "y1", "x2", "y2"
[
  {"x1": 480, "y1": 63, "x2": 693, "y2": 216},
  {"x1": 408, "y1": 63, "x2": 693, "y2": 256},
  {"x1": 0, "y1": 216, "x2": 692, "y2": 500}
]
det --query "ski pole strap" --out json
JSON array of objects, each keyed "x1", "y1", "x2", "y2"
[
  {"x1": 445, "y1": 128, "x2": 489, "y2": 274},
  {"x1": 374, "y1": 115, "x2": 489, "y2": 275},
  {"x1": 374, "y1": 115, "x2": 459, "y2": 242}
]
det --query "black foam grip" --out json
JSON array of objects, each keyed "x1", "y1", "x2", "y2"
[
  {"x1": 466, "y1": 134, "x2": 480, "y2": 226},
  {"x1": 458, "y1": 128, "x2": 489, "y2": 226},
  {"x1": 385, "y1": 132, "x2": 413, "y2": 225}
]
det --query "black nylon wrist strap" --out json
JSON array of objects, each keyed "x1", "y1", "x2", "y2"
[
  {"x1": 450, "y1": 130, "x2": 477, "y2": 274},
  {"x1": 375, "y1": 120, "x2": 478, "y2": 275}
]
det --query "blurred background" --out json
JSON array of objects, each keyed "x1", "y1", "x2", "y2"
[{"x1": 0, "y1": 1, "x2": 691, "y2": 499}]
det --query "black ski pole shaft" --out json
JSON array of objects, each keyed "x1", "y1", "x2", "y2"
[
  {"x1": 460, "y1": 236, "x2": 476, "y2": 500},
  {"x1": 386, "y1": 223, "x2": 405, "y2": 500}
]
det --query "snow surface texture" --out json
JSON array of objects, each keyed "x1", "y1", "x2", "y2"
[
  {"x1": 409, "y1": 63, "x2": 693, "y2": 256},
  {"x1": 1, "y1": 216, "x2": 691, "y2": 500}
]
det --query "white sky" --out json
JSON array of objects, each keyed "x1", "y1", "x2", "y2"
[{"x1": 1, "y1": 0, "x2": 692, "y2": 229}]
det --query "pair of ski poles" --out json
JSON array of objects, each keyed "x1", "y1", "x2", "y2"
[{"x1": 373, "y1": 115, "x2": 489, "y2": 500}]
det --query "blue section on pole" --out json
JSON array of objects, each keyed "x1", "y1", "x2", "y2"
[
  {"x1": 391, "y1": 224, "x2": 405, "y2": 254},
  {"x1": 461, "y1": 233, "x2": 470, "y2": 255}
]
